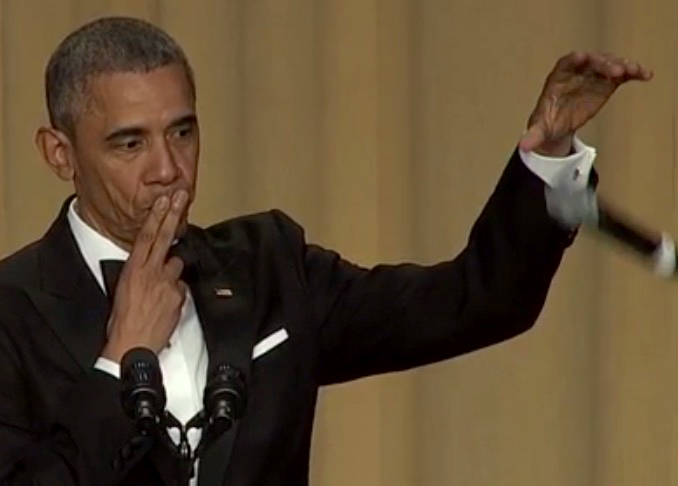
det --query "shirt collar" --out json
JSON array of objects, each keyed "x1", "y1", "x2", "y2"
[{"x1": 66, "y1": 198, "x2": 129, "y2": 292}]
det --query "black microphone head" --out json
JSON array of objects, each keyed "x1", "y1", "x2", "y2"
[
  {"x1": 120, "y1": 347, "x2": 166, "y2": 432},
  {"x1": 121, "y1": 347, "x2": 160, "y2": 373},
  {"x1": 203, "y1": 364, "x2": 247, "y2": 435}
]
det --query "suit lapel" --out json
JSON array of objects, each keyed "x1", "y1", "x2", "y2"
[
  {"x1": 180, "y1": 227, "x2": 257, "y2": 486},
  {"x1": 36, "y1": 197, "x2": 110, "y2": 370},
  {"x1": 36, "y1": 199, "x2": 179, "y2": 486}
]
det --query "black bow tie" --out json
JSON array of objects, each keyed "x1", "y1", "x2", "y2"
[
  {"x1": 100, "y1": 242, "x2": 197, "y2": 302},
  {"x1": 100, "y1": 259, "x2": 125, "y2": 301}
]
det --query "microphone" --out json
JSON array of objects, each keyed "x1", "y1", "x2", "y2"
[
  {"x1": 202, "y1": 364, "x2": 247, "y2": 439},
  {"x1": 545, "y1": 185, "x2": 677, "y2": 277},
  {"x1": 120, "y1": 347, "x2": 167, "y2": 435}
]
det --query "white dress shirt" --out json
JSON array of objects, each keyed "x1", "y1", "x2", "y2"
[
  {"x1": 67, "y1": 201, "x2": 206, "y2": 485},
  {"x1": 520, "y1": 136, "x2": 596, "y2": 192},
  {"x1": 65, "y1": 137, "x2": 595, "y2": 484}
]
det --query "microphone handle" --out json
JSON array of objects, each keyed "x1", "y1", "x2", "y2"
[
  {"x1": 586, "y1": 194, "x2": 677, "y2": 277},
  {"x1": 544, "y1": 185, "x2": 677, "y2": 278},
  {"x1": 595, "y1": 199, "x2": 661, "y2": 256}
]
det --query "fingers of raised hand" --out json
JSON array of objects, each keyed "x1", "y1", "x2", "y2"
[
  {"x1": 129, "y1": 196, "x2": 170, "y2": 264},
  {"x1": 623, "y1": 58, "x2": 653, "y2": 81},
  {"x1": 587, "y1": 53, "x2": 652, "y2": 82},
  {"x1": 148, "y1": 190, "x2": 189, "y2": 266},
  {"x1": 555, "y1": 51, "x2": 652, "y2": 84}
]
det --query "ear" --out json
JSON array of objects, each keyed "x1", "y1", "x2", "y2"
[{"x1": 35, "y1": 126, "x2": 75, "y2": 181}]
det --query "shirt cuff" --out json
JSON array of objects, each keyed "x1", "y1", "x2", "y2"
[
  {"x1": 519, "y1": 136, "x2": 596, "y2": 191},
  {"x1": 95, "y1": 356, "x2": 121, "y2": 379}
]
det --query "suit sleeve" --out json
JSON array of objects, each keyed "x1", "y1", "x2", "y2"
[
  {"x1": 0, "y1": 287, "x2": 152, "y2": 485},
  {"x1": 275, "y1": 150, "x2": 577, "y2": 385}
]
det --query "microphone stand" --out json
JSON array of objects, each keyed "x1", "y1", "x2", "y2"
[
  {"x1": 156, "y1": 410, "x2": 226, "y2": 486},
  {"x1": 120, "y1": 357, "x2": 246, "y2": 485},
  {"x1": 161, "y1": 362, "x2": 247, "y2": 485},
  {"x1": 151, "y1": 411, "x2": 199, "y2": 486}
]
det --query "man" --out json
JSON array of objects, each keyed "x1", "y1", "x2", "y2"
[{"x1": 0, "y1": 16, "x2": 651, "y2": 486}]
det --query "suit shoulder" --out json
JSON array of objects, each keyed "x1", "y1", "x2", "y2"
[
  {"x1": 204, "y1": 209, "x2": 306, "y2": 248},
  {"x1": 0, "y1": 239, "x2": 42, "y2": 286}
]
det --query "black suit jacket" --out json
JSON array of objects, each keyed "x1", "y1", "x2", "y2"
[{"x1": 0, "y1": 151, "x2": 573, "y2": 485}]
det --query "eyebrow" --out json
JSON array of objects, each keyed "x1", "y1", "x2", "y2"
[
  {"x1": 104, "y1": 126, "x2": 146, "y2": 143},
  {"x1": 168, "y1": 114, "x2": 198, "y2": 129},
  {"x1": 104, "y1": 114, "x2": 198, "y2": 143}
]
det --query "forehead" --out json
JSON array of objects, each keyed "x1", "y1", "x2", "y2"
[{"x1": 79, "y1": 64, "x2": 195, "y2": 131}]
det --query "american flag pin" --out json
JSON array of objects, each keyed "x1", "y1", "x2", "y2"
[{"x1": 215, "y1": 287, "x2": 234, "y2": 298}]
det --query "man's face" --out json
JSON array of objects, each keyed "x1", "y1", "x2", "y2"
[{"x1": 67, "y1": 64, "x2": 198, "y2": 248}]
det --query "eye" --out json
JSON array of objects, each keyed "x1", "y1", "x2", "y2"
[
  {"x1": 116, "y1": 137, "x2": 144, "y2": 152},
  {"x1": 171, "y1": 124, "x2": 195, "y2": 141}
]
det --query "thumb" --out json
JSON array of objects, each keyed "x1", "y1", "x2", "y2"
[{"x1": 519, "y1": 123, "x2": 546, "y2": 152}]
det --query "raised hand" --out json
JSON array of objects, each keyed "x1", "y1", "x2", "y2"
[
  {"x1": 102, "y1": 190, "x2": 189, "y2": 362},
  {"x1": 520, "y1": 51, "x2": 653, "y2": 157}
]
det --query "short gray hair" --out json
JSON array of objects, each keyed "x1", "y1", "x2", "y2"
[{"x1": 45, "y1": 16, "x2": 196, "y2": 137}]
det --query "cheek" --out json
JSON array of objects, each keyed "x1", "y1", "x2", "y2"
[
  {"x1": 179, "y1": 148, "x2": 199, "y2": 186},
  {"x1": 105, "y1": 172, "x2": 147, "y2": 218},
  {"x1": 71, "y1": 149, "x2": 147, "y2": 228},
  {"x1": 75, "y1": 163, "x2": 123, "y2": 211}
]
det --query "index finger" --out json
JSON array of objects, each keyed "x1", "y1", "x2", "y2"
[
  {"x1": 128, "y1": 195, "x2": 171, "y2": 265},
  {"x1": 147, "y1": 190, "x2": 189, "y2": 266}
]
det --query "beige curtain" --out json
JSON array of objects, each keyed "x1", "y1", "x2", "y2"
[{"x1": 1, "y1": 1, "x2": 677, "y2": 484}]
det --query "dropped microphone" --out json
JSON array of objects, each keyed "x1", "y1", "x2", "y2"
[
  {"x1": 545, "y1": 185, "x2": 677, "y2": 277},
  {"x1": 120, "y1": 347, "x2": 167, "y2": 435}
]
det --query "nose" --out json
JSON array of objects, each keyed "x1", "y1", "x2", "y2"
[{"x1": 148, "y1": 138, "x2": 180, "y2": 185}]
